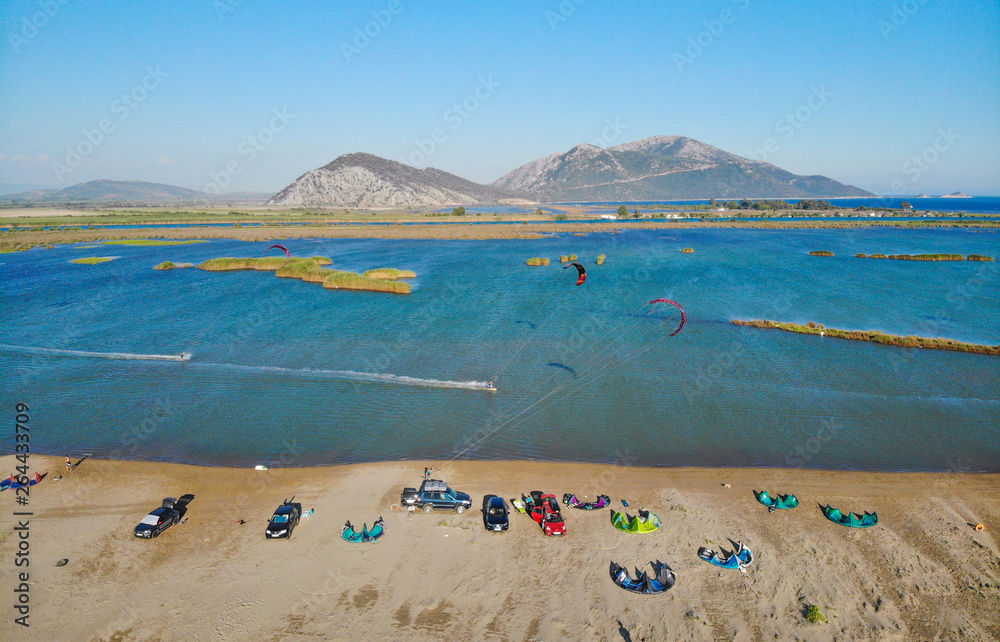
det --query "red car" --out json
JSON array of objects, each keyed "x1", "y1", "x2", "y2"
[{"x1": 530, "y1": 493, "x2": 566, "y2": 536}]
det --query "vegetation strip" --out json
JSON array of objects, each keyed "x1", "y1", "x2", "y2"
[
  {"x1": 3, "y1": 219, "x2": 1000, "y2": 246},
  {"x1": 197, "y1": 256, "x2": 412, "y2": 294},
  {"x1": 855, "y1": 253, "x2": 993, "y2": 261},
  {"x1": 70, "y1": 256, "x2": 115, "y2": 264},
  {"x1": 99, "y1": 239, "x2": 208, "y2": 246},
  {"x1": 732, "y1": 319, "x2": 999, "y2": 356}
]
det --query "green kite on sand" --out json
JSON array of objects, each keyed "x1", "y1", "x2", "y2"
[{"x1": 611, "y1": 509, "x2": 661, "y2": 533}]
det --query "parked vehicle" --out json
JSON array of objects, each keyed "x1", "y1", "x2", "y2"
[
  {"x1": 528, "y1": 492, "x2": 566, "y2": 536},
  {"x1": 134, "y1": 494, "x2": 194, "y2": 538},
  {"x1": 266, "y1": 497, "x2": 302, "y2": 539},
  {"x1": 482, "y1": 494, "x2": 509, "y2": 532},
  {"x1": 400, "y1": 479, "x2": 472, "y2": 513}
]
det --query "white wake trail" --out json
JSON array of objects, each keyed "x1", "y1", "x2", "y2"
[
  {"x1": 194, "y1": 362, "x2": 491, "y2": 390},
  {"x1": 0, "y1": 344, "x2": 190, "y2": 362},
  {"x1": 0, "y1": 344, "x2": 489, "y2": 390}
]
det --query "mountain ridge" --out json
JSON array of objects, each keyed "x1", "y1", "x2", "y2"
[
  {"x1": 3, "y1": 136, "x2": 876, "y2": 207},
  {"x1": 266, "y1": 152, "x2": 527, "y2": 207},
  {"x1": 0, "y1": 179, "x2": 271, "y2": 203},
  {"x1": 491, "y1": 136, "x2": 873, "y2": 200}
]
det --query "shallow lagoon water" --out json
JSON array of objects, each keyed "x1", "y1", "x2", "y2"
[{"x1": 2, "y1": 227, "x2": 998, "y2": 470}]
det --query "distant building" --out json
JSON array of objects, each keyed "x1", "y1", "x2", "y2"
[{"x1": 600, "y1": 214, "x2": 617, "y2": 220}]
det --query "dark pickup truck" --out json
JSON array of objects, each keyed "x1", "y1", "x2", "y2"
[
  {"x1": 134, "y1": 494, "x2": 194, "y2": 539},
  {"x1": 400, "y1": 479, "x2": 472, "y2": 514}
]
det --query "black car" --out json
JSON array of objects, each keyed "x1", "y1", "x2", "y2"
[
  {"x1": 134, "y1": 494, "x2": 194, "y2": 538},
  {"x1": 400, "y1": 479, "x2": 472, "y2": 514},
  {"x1": 266, "y1": 498, "x2": 302, "y2": 539},
  {"x1": 482, "y1": 494, "x2": 509, "y2": 532}
]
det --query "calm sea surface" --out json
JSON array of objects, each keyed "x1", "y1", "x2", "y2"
[{"x1": 2, "y1": 227, "x2": 998, "y2": 471}]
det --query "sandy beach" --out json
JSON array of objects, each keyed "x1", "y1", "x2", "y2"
[{"x1": 3, "y1": 455, "x2": 998, "y2": 641}]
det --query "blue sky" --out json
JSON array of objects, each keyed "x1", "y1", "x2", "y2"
[{"x1": 1, "y1": 0, "x2": 998, "y2": 194}]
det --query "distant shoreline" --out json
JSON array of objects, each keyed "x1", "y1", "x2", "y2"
[
  {"x1": 3, "y1": 217, "x2": 999, "y2": 244},
  {"x1": 9, "y1": 451, "x2": 997, "y2": 473}
]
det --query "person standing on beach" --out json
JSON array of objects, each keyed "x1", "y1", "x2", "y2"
[
  {"x1": 424, "y1": 467, "x2": 433, "y2": 480},
  {"x1": 65, "y1": 456, "x2": 72, "y2": 471}
]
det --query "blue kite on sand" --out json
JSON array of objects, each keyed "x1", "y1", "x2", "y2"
[
  {"x1": 1, "y1": 472, "x2": 42, "y2": 491},
  {"x1": 610, "y1": 560, "x2": 676, "y2": 594},
  {"x1": 698, "y1": 539, "x2": 754, "y2": 572}
]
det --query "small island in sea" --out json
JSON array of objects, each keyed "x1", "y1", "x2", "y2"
[
  {"x1": 197, "y1": 256, "x2": 414, "y2": 294},
  {"x1": 732, "y1": 319, "x2": 999, "y2": 356},
  {"x1": 70, "y1": 256, "x2": 115, "y2": 264},
  {"x1": 526, "y1": 257, "x2": 550, "y2": 266},
  {"x1": 154, "y1": 261, "x2": 194, "y2": 270},
  {"x1": 855, "y1": 253, "x2": 993, "y2": 261}
]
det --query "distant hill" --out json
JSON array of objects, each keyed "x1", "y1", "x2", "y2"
[
  {"x1": 267, "y1": 153, "x2": 527, "y2": 207},
  {"x1": 211, "y1": 191, "x2": 274, "y2": 204},
  {"x1": 940, "y1": 191, "x2": 971, "y2": 198},
  {"x1": 491, "y1": 135, "x2": 874, "y2": 201},
  {"x1": 1, "y1": 179, "x2": 213, "y2": 203},
  {"x1": 0, "y1": 182, "x2": 48, "y2": 196}
]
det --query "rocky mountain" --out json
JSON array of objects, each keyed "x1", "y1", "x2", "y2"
[
  {"x1": 491, "y1": 135, "x2": 874, "y2": 201},
  {"x1": 267, "y1": 153, "x2": 526, "y2": 207},
  {"x1": 2, "y1": 179, "x2": 212, "y2": 203},
  {"x1": 940, "y1": 191, "x2": 971, "y2": 198}
]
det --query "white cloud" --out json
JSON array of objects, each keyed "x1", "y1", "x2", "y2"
[{"x1": 0, "y1": 153, "x2": 51, "y2": 164}]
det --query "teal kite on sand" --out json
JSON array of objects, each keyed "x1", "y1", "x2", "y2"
[
  {"x1": 754, "y1": 490, "x2": 799, "y2": 510},
  {"x1": 342, "y1": 517, "x2": 386, "y2": 542},
  {"x1": 822, "y1": 504, "x2": 878, "y2": 528}
]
